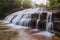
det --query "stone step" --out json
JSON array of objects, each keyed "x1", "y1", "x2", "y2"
[
  {"x1": 0, "y1": 24, "x2": 12, "y2": 30},
  {"x1": 0, "y1": 27, "x2": 11, "y2": 30}
]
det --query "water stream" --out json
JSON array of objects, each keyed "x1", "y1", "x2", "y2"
[
  {"x1": 46, "y1": 12, "x2": 53, "y2": 32},
  {"x1": 4, "y1": 8, "x2": 54, "y2": 39}
]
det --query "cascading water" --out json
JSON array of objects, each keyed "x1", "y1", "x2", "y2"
[
  {"x1": 46, "y1": 12, "x2": 53, "y2": 32},
  {"x1": 36, "y1": 19, "x2": 40, "y2": 29},
  {"x1": 35, "y1": 11, "x2": 43, "y2": 30},
  {"x1": 4, "y1": 8, "x2": 43, "y2": 28},
  {"x1": 33, "y1": 12, "x2": 54, "y2": 40},
  {"x1": 17, "y1": 13, "x2": 31, "y2": 26},
  {"x1": 34, "y1": 13, "x2": 41, "y2": 31},
  {"x1": 4, "y1": 8, "x2": 54, "y2": 39}
]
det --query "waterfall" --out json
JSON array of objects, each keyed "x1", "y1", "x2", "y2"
[
  {"x1": 33, "y1": 11, "x2": 54, "y2": 38},
  {"x1": 36, "y1": 12, "x2": 42, "y2": 29},
  {"x1": 36, "y1": 19, "x2": 40, "y2": 29},
  {"x1": 4, "y1": 13, "x2": 18, "y2": 23},
  {"x1": 4, "y1": 8, "x2": 54, "y2": 32},
  {"x1": 4, "y1": 8, "x2": 54, "y2": 38},
  {"x1": 34, "y1": 14, "x2": 41, "y2": 31},
  {"x1": 17, "y1": 13, "x2": 31, "y2": 26},
  {"x1": 46, "y1": 12, "x2": 53, "y2": 32},
  {"x1": 35, "y1": 8, "x2": 45, "y2": 29},
  {"x1": 4, "y1": 8, "x2": 41, "y2": 27}
]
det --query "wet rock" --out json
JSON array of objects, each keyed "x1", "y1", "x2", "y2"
[
  {"x1": 52, "y1": 12, "x2": 60, "y2": 22},
  {"x1": 38, "y1": 21, "x2": 46, "y2": 31},
  {"x1": 53, "y1": 12, "x2": 60, "y2": 32},
  {"x1": 31, "y1": 13, "x2": 39, "y2": 19},
  {"x1": 28, "y1": 19, "x2": 36, "y2": 29},
  {"x1": 28, "y1": 13, "x2": 48, "y2": 31},
  {"x1": 54, "y1": 22, "x2": 60, "y2": 32},
  {"x1": 52, "y1": 12, "x2": 60, "y2": 37},
  {"x1": 27, "y1": 13, "x2": 39, "y2": 28},
  {"x1": 40, "y1": 13, "x2": 47, "y2": 22}
]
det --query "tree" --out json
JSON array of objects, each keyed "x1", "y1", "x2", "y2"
[
  {"x1": 38, "y1": 4, "x2": 46, "y2": 8},
  {"x1": 49, "y1": 0, "x2": 60, "y2": 7},
  {"x1": 0, "y1": 0, "x2": 33, "y2": 19},
  {"x1": 23, "y1": 0, "x2": 33, "y2": 8},
  {"x1": 0, "y1": 0, "x2": 22, "y2": 19}
]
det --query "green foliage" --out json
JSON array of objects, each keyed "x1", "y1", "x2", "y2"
[
  {"x1": 23, "y1": 0, "x2": 33, "y2": 8},
  {"x1": 0, "y1": 0, "x2": 33, "y2": 19},
  {"x1": 0, "y1": 0, "x2": 33, "y2": 13},
  {"x1": 49, "y1": 0, "x2": 60, "y2": 7},
  {"x1": 38, "y1": 4, "x2": 46, "y2": 8}
]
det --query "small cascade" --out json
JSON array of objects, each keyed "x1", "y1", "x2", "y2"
[
  {"x1": 4, "y1": 8, "x2": 32, "y2": 24},
  {"x1": 17, "y1": 14, "x2": 31, "y2": 26},
  {"x1": 35, "y1": 8, "x2": 44, "y2": 29},
  {"x1": 46, "y1": 12, "x2": 53, "y2": 32},
  {"x1": 36, "y1": 19, "x2": 40, "y2": 29},
  {"x1": 33, "y1": 11, "x2": 54, "y2": 39},
  {"x1": 4, "y1": 8, "x2": 43, "y2": 27},
  {"x1": 4, "y1": 13, "x2": 18, "y2": 23},
  {"x1": 35, "y1": 13, "x2": 42, "y2": 29}
]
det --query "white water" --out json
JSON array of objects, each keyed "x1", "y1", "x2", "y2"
[
  {"x1": 36, "y1": 19, "x2": 40, "y2": 29},
  {"x1": 4, "y1": 8, "x2": 32, "y2": 23},
  {"x1": 33, "y1": 12, "x2": 54, "y2": 38},
  {"x1": 4, "y1": 8, "x2": 44, "y2": 27},
  {"x1": 4, "y1": 8, "x2": 54, "y2": 38},
  {"x1": 35, "y1": 12, "x2": 42, "y2": 29},
  {"x1": 46, "y1": 12, "x2": 53, "y2": 32}
]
